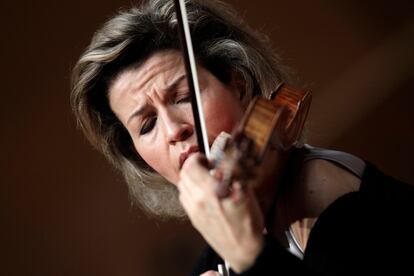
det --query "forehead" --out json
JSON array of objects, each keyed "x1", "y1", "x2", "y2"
[
  {"x1": 135, "y1": 49, "x2": 184, "y2": 78},
  {"x1": 108, "y1": 50, "x2": 186, "y2": 120},
  {"x1": 110, "y1": 49, "x2": 184, "y2": 92}
]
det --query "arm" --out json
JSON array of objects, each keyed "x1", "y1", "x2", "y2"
[{"x1": 180, "y1": 153, "x2": 319, "y2": 275}]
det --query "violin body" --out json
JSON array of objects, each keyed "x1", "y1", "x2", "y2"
[
  {"x1": 212, "y1": 84, "x2": 312, "y2": 196},
  {"x1": 241, "y1": 84, "x2": 312, "y2": 161}
]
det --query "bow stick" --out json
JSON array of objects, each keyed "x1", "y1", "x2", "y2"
[{"x1": 173, "y1": 0, "x2": 210, "y2": 159}]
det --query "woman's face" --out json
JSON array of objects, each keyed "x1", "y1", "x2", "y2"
[{"x1": 109, "y1": 50, "x2": 244, "y2": 184}]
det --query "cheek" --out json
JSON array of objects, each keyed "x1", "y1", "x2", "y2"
[
  {"x1": 135, "y1": 143, "x2": 159, "y2": 170},
  {"x1": 204, "y1": 94, "x2": 243, "y2": 139},
  {"x1": 133, "y1": 141, "x2": 178, "y2": 184}
]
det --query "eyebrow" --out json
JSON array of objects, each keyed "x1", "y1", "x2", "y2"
[
  {"x1": 126, "y1": 105, "x2": 147, "y2": 126},
  {"x1": 126, "y1": 74, "x2": 187, "y2": 126}
]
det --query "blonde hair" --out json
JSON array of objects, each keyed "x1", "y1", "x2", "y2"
[{"x1": 71, "y1": 0, "x2": 290, "y2": 219}]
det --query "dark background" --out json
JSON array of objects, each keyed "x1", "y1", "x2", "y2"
[{"x1": 1, "y1": 0, "x2": 413, "y2": 275}]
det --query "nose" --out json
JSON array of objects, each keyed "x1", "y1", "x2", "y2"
[{"x1": 163, "y1": 110, "x2": 193, "y2": 145}]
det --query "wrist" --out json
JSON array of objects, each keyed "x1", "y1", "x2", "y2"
[{"x1": 230, "y1": 234, "x2": 264, "y2": 273}]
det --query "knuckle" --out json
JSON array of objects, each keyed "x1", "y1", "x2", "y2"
[
  {"x1": 193, "y1": 195, "x2": 206, "y2": 209},
  {"x1": 182, "y1": 153, "x2": 198, "y2": 171}
]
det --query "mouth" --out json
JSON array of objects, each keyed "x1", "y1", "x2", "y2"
[{"x1": 179, "y1": 145, "x2": 199, "y2": 169}]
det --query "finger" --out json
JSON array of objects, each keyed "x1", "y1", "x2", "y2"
[
  {"x1": 214, "y1": 180, "x2": 230, "y2": 198},
  {"x1": 178, "y1": 173, "x2": 221, "y2": 218},
  {"x1": 182, "y1": 152, "x2": 212, "y2": 171},
  {"x1": 181, "y1": 155, "x2": 219, "y2": 196},
  {"x1": 178, "y1": 178, "x2": 221, "y2": 230},
  {"x1": 230, "y1": 181, "x2": 244, "y2": 203},
  {"x1": 181, "y1": 153, "x2": 211, "y2": 182},
  {"x1": 231, "y1": 181, "x2": 258, "y2": 207},
  {"x1": 179, "y1": 171, "x2": 216, "y2": 202},
  {"x1": 210, "y1": 168, "x2": 224, "y2": 181},
  {"x1": 178, "y1": 183, "x2": 208, "y2": 220},
  {"x1": 200, "y1": 270, "x2": 221, "y2": 276}
]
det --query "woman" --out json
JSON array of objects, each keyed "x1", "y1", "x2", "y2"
[{"x1": 71, "y1": 0, "x2": 414, "y2": 275}]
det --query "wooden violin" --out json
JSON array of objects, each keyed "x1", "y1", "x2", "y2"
[{"x1": 173, "y1": 0, "x2": 312, "y2": 194}]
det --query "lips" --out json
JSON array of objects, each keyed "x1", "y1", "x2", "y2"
[{"x1": 179, "y1": 145, "x2": 199, "y2": 169}]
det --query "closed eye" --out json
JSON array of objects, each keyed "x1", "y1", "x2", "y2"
[
  {"x1": 175, "y1": 94, "x2": 191, "y2": 104},
  {"x1": 140, "y1": 116, "x2": 157, "y2": 135}
]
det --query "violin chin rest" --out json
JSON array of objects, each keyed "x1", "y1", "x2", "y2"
[{"x1": 210, "y1": 131, "x2": 232, "y2": 161}]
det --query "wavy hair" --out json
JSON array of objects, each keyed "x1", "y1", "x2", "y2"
[{"x1": 71, "y1": 0, "x2": 291, "y2": 219}]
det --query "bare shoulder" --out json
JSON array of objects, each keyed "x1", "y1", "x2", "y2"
[{"x1": 298, "y1": 159, "x2": 361, "y2": 216}]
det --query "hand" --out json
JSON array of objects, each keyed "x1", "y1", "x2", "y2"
[{"x1": 178, "y1": 153, "x2": 265, "y2": 273}]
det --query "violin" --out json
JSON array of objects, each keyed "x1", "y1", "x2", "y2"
[{"x1": 173, "y1": 0, "x2": 311, "y2": 274}]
